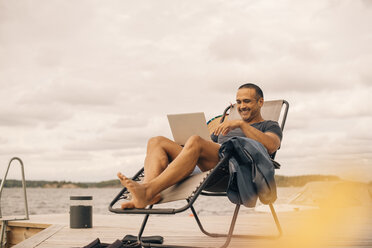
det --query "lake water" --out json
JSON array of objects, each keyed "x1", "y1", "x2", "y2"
[{"x1": 0, "y1": 187, "x2": 299, "y2": 217}]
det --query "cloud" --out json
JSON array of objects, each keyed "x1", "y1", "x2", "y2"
[
  {"x1": 0, "y1": 0, "x2": 371, "y2": 182},
  {"x1": 64, "y1": 115, "x2": 170, "y2": 152},
  {"x1": 0, "y1": 146, "x2": 45, "y2": 156},
  {"x1": 113, "y1": 115, "x2": 151, "y2": 129},
  {"x1": 19, "y1": 78, "x2": 121, "y2": 107},
  {"x1": 206, "y1": 0, "x2": 372, "y2": 95},
  {"x1": 0, "y1": 102, "x2": 73, "y2": 128}
]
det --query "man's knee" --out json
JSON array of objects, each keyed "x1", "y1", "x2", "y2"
[
  {"x1": 184, "y1": 135, "x2": 204, "y2": 150},
  {"x1": 147, "y1": 136, "x2": 168, "y2": 148}
]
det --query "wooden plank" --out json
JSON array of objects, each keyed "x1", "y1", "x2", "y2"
[
  {"x1": 12, "y1": 224, "x2": 64, "y2": 248},
  {"x1": 7, "y1": 226, "x2": 44, "y2": 246},
  {"x1": 7, "y1": 221, "x2": 51, "y2": 229},
  {"x1": 11, "y1": 206, "x2": 372, "y2": 248}
]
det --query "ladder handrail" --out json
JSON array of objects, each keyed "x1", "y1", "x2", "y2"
[
  {"x1": 0, "y1": 157, "x2": 29, "y2": 248},
  {"x1": 0, "y1": 157, "x2": 29, "y2": 220}
]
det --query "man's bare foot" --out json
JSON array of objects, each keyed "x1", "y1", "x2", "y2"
[{"x1": 117, "y1": 172, "x2": 161, "y2": 209}]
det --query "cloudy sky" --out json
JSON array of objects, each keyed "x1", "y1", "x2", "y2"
[{"x1": 1, "y1": 0, "x2": 371, "y2": 182}]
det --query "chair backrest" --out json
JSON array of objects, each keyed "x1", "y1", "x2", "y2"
[
  {"x1": 223, "y1": 100, "x2": 289, "y2": 131},
  {"x1": 207, "y1": 99, "x2": 289, "y2": 161}
]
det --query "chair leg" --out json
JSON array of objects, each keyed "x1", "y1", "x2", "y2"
[
  {"x1": 191, "y1": 203, "x2": 282, "y2": 240},
  {"x1": 141, "y1": 205, "x2": 240, "y2": 248},
  {"x1": 269, "y1": 203, "x2": 283, "y2": 237},
  {"x1": 139, "y1": 203, "x2": 282, "y2": 248},
  {"x1": 190, "y1": 204, "x2": 240, "y2": 238},
  {"x1": 137, "y1": 205, "x2": 153, "y2": 243},
  {"x1": 191, "y1": 204, "x2": 240, "y2": 248},
  {"x1": 136, "y1": 203, "x2": 239, "y2": 248}
]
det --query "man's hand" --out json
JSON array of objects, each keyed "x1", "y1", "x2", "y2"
[{"x1": 213, "y1": 120, "x2": 243, "y2": 136}]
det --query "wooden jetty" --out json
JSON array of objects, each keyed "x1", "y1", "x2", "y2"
[{"x1": 3, "y1": 206, "x2": 372, "y2": 248}]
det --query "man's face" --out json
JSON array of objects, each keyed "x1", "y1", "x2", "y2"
[{"x1": 236, "y1": 88, "x2": 263, "y2": 122}]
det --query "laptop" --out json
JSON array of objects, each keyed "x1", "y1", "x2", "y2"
[{"x1": 167, "y1": 112, "x2": 211, "y2": 145}]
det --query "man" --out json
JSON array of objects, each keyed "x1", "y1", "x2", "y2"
[{"x1": 117, "y1": 83, "x2": 282, "y2": 209}]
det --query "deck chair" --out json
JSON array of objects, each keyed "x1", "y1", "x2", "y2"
[{"x1": 109, "y1": 100, "x2": 289, "y2": 248}]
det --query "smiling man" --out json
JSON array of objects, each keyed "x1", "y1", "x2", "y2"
[{"x1": 117, "y1": 83, "x2": 282, "y2": 209}]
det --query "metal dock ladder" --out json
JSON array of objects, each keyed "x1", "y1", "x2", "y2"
[{"x1": 0, "y1": 158, "x2": 29, "y2": 248}]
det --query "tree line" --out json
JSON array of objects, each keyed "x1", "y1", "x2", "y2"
[
  {"x1": 0, "y1": 175, "x2": 348, "y2": 188},
  {"x1": 0, "y1": 179, "x2": 121, "y2": 188}
]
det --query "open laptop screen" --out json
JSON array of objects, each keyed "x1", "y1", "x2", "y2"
[{"x1": 167, "y1": 112, "x2": 211, "y2": 146}]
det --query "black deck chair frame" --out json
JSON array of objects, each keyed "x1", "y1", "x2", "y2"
[{"x1": 109, "y1": 100, "x2": 289, "y2": 248}]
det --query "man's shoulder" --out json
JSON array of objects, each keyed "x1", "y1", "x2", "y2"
[
  {"x1": 261, "y1": 120, "x2": 282, "y2": 140},
  {"x1": 262, "y1": 120, "x2": 279, "y2": 124},
  {"x1": 253, "y1": 120, "x2": 280, "y2": 128},
  {"x1": 263, "y1": 120, "x2": 280, "y2": 127}
]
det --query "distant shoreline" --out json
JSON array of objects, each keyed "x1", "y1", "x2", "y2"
[
  {"x1": 2, "y1": 175, "x2": 370, "y2": 189},
  {"x1": 1, "y1": 179, "x2": 121, "y2": 189}
]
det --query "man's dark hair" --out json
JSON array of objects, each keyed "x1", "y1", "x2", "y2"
[{"x1": 238, "y1": 83, "x2": 264, "y2": 99}]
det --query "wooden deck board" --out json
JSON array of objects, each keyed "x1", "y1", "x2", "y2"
[
  {"x1": 9, "y1": 206, "x2": 372, "y2": 248},
  {"x1": 12, "y1": 224, "x2": 64, "y2": 248}
]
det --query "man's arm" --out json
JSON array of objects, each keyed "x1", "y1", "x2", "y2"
[{"x1": 213, "y1": 120, "x2": 281, "y2": 155}]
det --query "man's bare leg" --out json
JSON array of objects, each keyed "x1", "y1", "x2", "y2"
[
  {"x1": 117, "y1": 136, "x2": 182, "y2": 209},
  {"x1": 142, "y1": 136, "x2": 182, "y2": 183},
  {"x1": 118, "y1": 135, "x2": 220, "y2": 209}
]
